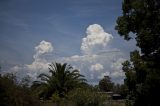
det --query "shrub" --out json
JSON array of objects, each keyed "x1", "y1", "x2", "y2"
[{"x1": 66, "y1": 88, "x2": 107, "y2": 106}]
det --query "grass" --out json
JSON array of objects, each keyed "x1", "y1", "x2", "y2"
[
  {"x1": 40, "y1": 100, "x2": 125, "y2": 106},
  {"x1": 103, "y1": 100, "x2": 125, "y2": 106}
]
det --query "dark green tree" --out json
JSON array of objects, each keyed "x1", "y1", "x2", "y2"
[
  {"x1": 99, "y1": 76, "x2": 113, "y2": 92},
  {"x1": 116, "y1": 0, "x2": 160, "y2": 106},
  {"x1": 33, "y1": 62, "x2": 86, "y2": 99},
  {"x1": 0, "y1": 73, "x2": 39, "y2": 106}
]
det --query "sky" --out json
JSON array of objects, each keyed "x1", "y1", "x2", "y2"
[{"x1": 0, "y1": 0, "x2": 137, "y2": 84}]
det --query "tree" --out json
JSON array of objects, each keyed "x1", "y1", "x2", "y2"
[
  {"x1": 0, "y1": 73, "x2": 39, "y2": 106},
  {"x1": 99, "y1": 76, "x2": 113, "y2": 92},
  {"x1": 33, "y1": 62, "x2": 86, "y2": 99},
  {"x1": 116, "y1": 0, "x2": 160, "y2": 106}
]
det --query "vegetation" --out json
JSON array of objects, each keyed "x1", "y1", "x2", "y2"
[
  {"x1": 0, "y1": 73, "x2": 40, "y2": 106},
  {"x1": 113, "y1": 84, "x2": 128, "y2": 99},
  {"x1": 31, "y1": 62, "x2": 114, "y2": 106},
  {"x1": 116, "y1": 0, "x2": 160, "y2": 105},
  {"x1": 32, "y1": 62, "x2": 86, "y2": 100},
  {"x1": 98, "y1": 76, "x2": 128, "y2": 99},
  {"x1": 99, "y1": 76, "x2": 114, "y2": 92},
  {"x1": 0, "y1": 62, "x2": 127, "y2": 106},
  {"x1": 66, "y1": 87, "x2": 107, "y2": 106},
  {"x1": 1, "y1": 0, "x2": 160, "y2": 106}
]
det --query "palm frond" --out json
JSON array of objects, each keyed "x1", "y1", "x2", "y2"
[{"x1": 34, "y1": 62, "x2": 87, "y2": 99}]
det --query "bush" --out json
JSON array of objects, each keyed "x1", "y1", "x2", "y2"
[
  {"x1": 66, "y1": 88, "x2": 107, "y2": 106},
  {"x1": 0, "y1": 73, "x2": 40, "y2": 106}
]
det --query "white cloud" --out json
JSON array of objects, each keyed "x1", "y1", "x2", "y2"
[
  {"x1": 28, "y1": 40, "x2": 53, "y2": 73},
  {"x1": 60, "y1": 51, "x2": 125, "y2": 84},
  {"x1": 111, "y1": 71, "x2": 124, "y2": 77},
  {"x1": 10, "y1": 24, "x2": 126, "y2": 84},
  {"x1": 11, "y1": 65, "x2": 21, "y2": 72},
  {"x1": 90, "y1": 63, "x2": 104, "y2": 72},
  {"x1": 81, "y1": 24, "x2": 113, "y2": 55},
  {"x1": 110, "y1": 58, "x2": 126, "y2": 83},
  {"x1": 63, "y1": 54, "x2": 97, "y2": 63},
  {"x1": 111, "y1": 58, "x2": 125, "y2": 71},
  {"x1": 33, "y1": 40, "x2": 53, "y2": 60},
  {"x1": 11, "y1": 40, "x2": 54, "y2": 80},
  {"x1": 57, "y1": 24, "x2": 125, "y2": 83},
  {"x1": 98, "y1": 71, "x2": 110, "y2": 79}
]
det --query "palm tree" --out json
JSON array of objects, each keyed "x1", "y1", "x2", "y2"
[{"x1": 32, "y1": 62, "x2": 86, "y2": 99}]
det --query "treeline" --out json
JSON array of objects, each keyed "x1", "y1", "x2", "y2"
[
  {"x1": 98, "y1": 76, "x2": 128, "y2": 99},
  {"x1": 0, "y1": 73, "x2": 40, "y2": 106},
  {"x1": 0, "y1": 63, "x2": 126, "y2": 106}
]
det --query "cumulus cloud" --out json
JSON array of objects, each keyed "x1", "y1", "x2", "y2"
[
  {"x1": 10, "y1": 24, "x2": 126, "y2": 84},
  {"x1": 110, "y1": 58, "x2": 126, "y2": 83},
  {"x1": 33, "y1": 40, "x2": 53, "y2": 60},
  {"x1": 58, "y1": 24, "x2": 125, "y2": 84},
  {"x1": 27, "y1": 40, "x2": 53, "y2": 73},
  {"x1": 60, "y1": 51, "x2": 125, "y2": 84},
  {"x1": 90, "y1": 63, "x2": 104, "y2": 72},
  {"x1": 10, "y1": 65, "x2": 22, "y2": 73},
  {"x1": 81, "y1": 24, "x2": 113, "y2": 55},
  {"x1": 111, "y1": 58, "x2": 125, "y2": 72},
  {"x1": 98, "y1": 71, "x2": 110, "y2": 79},
  {"x1": 11, "y1": 40, "x2": 54, "y2": 80}
]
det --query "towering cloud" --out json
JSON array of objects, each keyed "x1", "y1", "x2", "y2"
[
  {"x1": 10, "y1": 24, "x2": 126, "y2": 84},
  {"x1": 60, "y1": 24, "x2": 125, "y2": 84},
  {"x1": 27, "y1": 40, "x2": 53, "y2": 71},
  {"x1": 33, "y1": 40, "x2": 53, "y2": 60},
  {"x1": 11, "y1": 40, "x2": 54, "y2": 80},
  {"x1": 81, "y1": 24, "x2": 113, "y2": 55}
]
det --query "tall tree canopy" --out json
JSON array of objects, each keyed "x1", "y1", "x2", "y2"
[
  {"x1": 116, "y1": 0, "x2": 160, "y2": 55},
  {"x1": 32, "y1": 62, "x2": 86, "y2": 99},
  {"x1": 116, "y1": 0, "x2": 160, "y2": 106}
]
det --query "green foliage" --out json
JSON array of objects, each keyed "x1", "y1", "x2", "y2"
[
  {"x1": 116, "y1": 0, "x2": 160, "y2": 55},
  {"x1": 33, "y1": 62, "x2": 86, "y2": 100},
  {"x1": 99, "y1": 76, "x2": 114, "y2": 92},
  {"x1": 66, "y1": 88, "x2": 107, "y2": 106},
  {"x1": 50, "y1": 91, "x2": 61, "y2": 103},
  {"x1": 0, "y1": 73, "x2": 40, "y2": 106},
  {"x1": 116, "y1": 0, "x2": 160, "y2": 105}
]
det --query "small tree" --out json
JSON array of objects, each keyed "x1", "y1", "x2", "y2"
[{"x1": 99, "y1": 76, "x2": 113, "y2": 92}]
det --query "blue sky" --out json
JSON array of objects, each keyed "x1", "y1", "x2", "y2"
[{"x1": 0, "y1": 0, "x2": 137, "y2": 84}]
